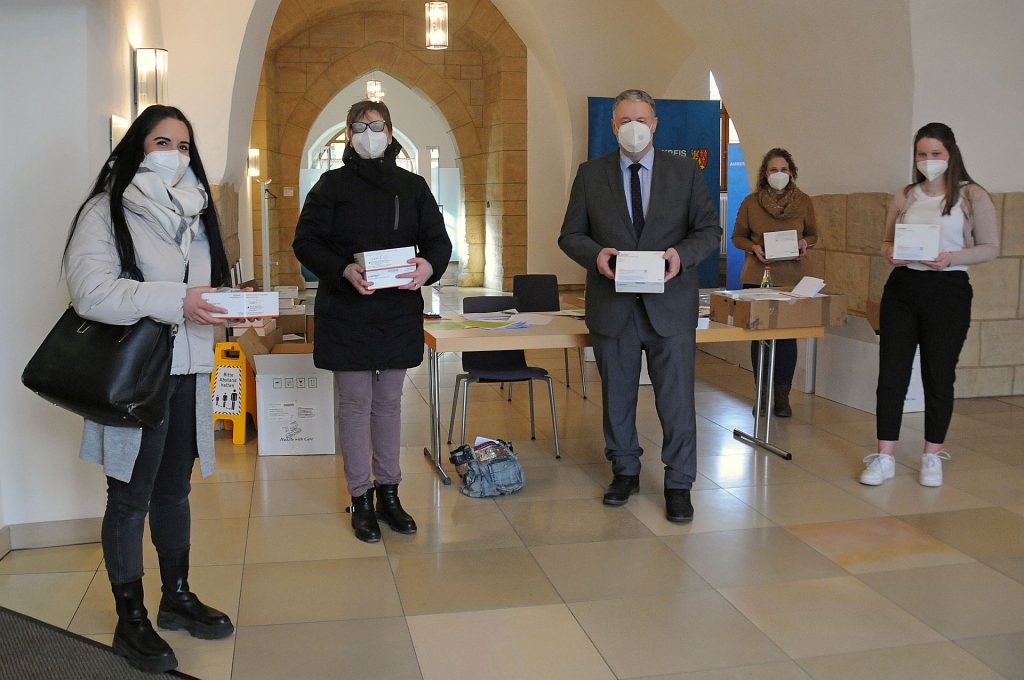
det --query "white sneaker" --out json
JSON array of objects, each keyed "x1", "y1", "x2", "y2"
[
  {"x1": 919, "y1": 451, "x2": 951, "y2": 487},
  {"x1": 860, "y1": 453, "x2": 895, "y2": 485}
]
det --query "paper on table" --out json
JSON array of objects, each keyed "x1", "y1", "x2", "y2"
[
  {"x1": 463, "y1": 320, "x2": 528, "y2": 330},
  {"x1": 727, "y1": 289, "x2": 792, "y2": 301},
  {"x1": 510, "y1": 313, "x2": 553, "y2": 326},
  {"x1": 789, "y1": 276, "x2": 827, "y2": 297},
  {"x1": 463, "y1": 309, "x2": 518, "y2": 321}
]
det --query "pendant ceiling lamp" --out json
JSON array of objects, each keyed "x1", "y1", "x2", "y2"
[{"x1": 425, "y1": 2, "x2": 449, "y2": 50}]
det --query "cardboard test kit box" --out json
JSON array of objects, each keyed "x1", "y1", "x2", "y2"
[
  {"x1": 710, "y1": 289, "x2": 848, "y2": 330},
  {"x1": 355, "y1": 246, "x2": 416, "y2": 290},
  {"x1": 235, "y1": 330, "x2": 335, "y2": 456}
]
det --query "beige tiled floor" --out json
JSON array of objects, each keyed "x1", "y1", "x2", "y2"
[{"x1": 2, "y1": 286, "x2": 1023, "y2": 678}]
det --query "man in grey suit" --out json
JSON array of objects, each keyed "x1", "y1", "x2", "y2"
[{"x1": 558, "y1": 89, "x2": 721, "y2": 522}]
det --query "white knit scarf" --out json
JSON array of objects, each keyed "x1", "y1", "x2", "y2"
[{"x1": 122, "y1": 163, "x2": 207, "y2": 259}]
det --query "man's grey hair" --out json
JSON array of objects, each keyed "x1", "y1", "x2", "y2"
[{"x1": 612, "y1": 89, "x2": 656, "y2": 116}]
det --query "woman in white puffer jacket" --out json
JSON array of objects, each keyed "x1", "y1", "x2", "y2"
[{"x1": 63, "y1": 105, "x2": 234, "y2": 673}]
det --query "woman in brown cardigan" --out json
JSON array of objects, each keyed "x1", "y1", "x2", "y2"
[{"x1": 731, "y1": 148, "x2": 818, "y2": 417}]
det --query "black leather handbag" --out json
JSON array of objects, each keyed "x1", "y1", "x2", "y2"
[{"x1": 22, "y1": 306, "x2": 176, "y2": 429}]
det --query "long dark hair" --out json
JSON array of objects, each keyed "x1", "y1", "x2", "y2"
[
  {"x1": 64, "y1": 105, "x2": 230, "y2": 286},
  {"x1": 907, "y1": 122, "x2": 976, "y2": 216},
  {"x1": 756, "y1": 147, "x2": 798, "y2": 191}
]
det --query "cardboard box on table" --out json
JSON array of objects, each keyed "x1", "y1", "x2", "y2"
[
  {"x1": 709, "y1": 289, "x2": 848, "y2": 330},
  {"x1": 814, "y1": 314, "x2": 924, "y2": 414},
  {"x1": 234, "y1": 329, "x2": 335, "y2": 455}
]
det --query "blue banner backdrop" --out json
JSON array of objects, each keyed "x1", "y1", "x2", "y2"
[
  {"x1": 587, "y1": 97, "x2": 721, "y2": 288},
  {"x1": 725, "y1": 142, "x2": 751, "y2": 290}
]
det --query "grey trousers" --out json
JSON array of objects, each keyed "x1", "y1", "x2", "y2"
[
  {"x1": 591, "y1": 299, "x2": 697, "y2": 490},
  {"x1": 333, "y1": 369, "x2": 406, "y2": 496}
]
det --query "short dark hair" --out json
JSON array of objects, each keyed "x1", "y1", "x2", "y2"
[
  {"x1": 346, "y1": 100, "x2": 393, "y2": 130},
  {"x1": 909, "y1": 122, "x2": 975, "y2": 216},
  {"x1": 756, "y1": 148, "x2": 798, "y2": 190}
]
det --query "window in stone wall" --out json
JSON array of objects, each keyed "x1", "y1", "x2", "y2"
[{"x1": 315, "y1": 129, "x2": 415, "y2": 172}]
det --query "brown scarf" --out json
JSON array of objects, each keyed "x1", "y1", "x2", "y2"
[{"x1": 757, "y1": 185, "x2": 805, "y2": 220}]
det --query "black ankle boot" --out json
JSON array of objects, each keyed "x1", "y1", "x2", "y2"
[
  {"x1": 111, "y1": 579, "x2": 178, "y2": 673},
  {"x1": 375, "y1": 483, "x2": 417, "y2": 534},
  {"x1": 156, "y1": 551, "x2": 234, "y2": 640},
  {"x1": 773, "y1": 384, "x2": 793, "y2": 418},
  {"x1": 351, "y1": 488, "x2": 382, "y2": 543}
]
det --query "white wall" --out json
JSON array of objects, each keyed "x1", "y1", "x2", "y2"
[
  {"x1": 498, "y1": 0, "x2": 702, "y2": 285},
  {"x1": 910, "y1": 0, "x2": 1024, "y2": 192},
  {"x1": 157, "y1": 0, "x2": 279, "y2": 282},
  {"x1": 0, "y1": 0, "x2": 164, "y2": 530},
  {"x1": 526, "y1": 50, "x2": 579, "y2": 282}
]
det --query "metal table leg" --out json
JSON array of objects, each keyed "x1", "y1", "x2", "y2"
[
  {"x1": 422, "y1": 347, "x2": 452, "y2": 484},
  {"x1": 733, "y1": 339, "x2": 794, "y2": 460}
]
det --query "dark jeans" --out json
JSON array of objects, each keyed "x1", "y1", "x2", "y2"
[
  {"x1": 742, "y1": 284, "x2": 797, "y2": 386},
  {"x1": 103, "y1": 374, "x2": 198, "y2": 584},
  {"x1": 876, "y1": 267, "x2": 972, "y2": 443}
]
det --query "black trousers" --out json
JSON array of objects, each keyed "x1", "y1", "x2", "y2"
[
  {"x1": 743, "y1": 284, "x2": 797, "y2": 386},
  {"x1": 876, "y1": 267, "x2": 972, "y2": 443},
  {"x1": 102, "y1": 374, "x2": 198, "y2": 584}
]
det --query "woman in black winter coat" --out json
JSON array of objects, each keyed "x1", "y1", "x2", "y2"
[{"x1": 293, "y1": 100, "x2": 452, "y2": 543}]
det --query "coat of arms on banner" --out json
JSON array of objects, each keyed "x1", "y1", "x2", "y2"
[{"x1": 691, "y1": 147, "x2": 709, "y2": 171}]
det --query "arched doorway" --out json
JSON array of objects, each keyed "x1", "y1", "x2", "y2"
[
  {"x1": 297, "y1": 71, "x2": 464, "y2": 266},
  {"x1": 249, "y1": 1, "x2": 528, "y2": 289}
]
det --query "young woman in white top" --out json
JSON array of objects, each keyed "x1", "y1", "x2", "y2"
[{"x1": 861, "y1": 122, "x2": 998, "y2": 487}]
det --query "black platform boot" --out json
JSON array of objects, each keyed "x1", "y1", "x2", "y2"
[
  {"x1": 156, "y1": 551, "x2": 235, "y2": 640},
  {"x1": 351, "y1": 488, "x2": 382, "y2": 543},
  {"x1": 111, "y1": 579, "x2": 178, "y2": 673},
  {"x1": 375, "y1": 483, "x2": 417, "y2": 534}
]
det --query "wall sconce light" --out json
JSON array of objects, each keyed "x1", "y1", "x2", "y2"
[
  {"x1": 247, "y1": 148, "x2": 261, "y2": 178},
  {"x1": 133, "y1": 47, "x2": 168, "y2": 114},
  {"x1": 366, "y1": 80, "x2": 385, "y2": 102},
  {"x1": 425, "y1": 2, "x2": 449, "y2": 50}
]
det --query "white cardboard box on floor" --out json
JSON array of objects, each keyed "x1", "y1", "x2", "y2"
[
  {"x1": 814, "y1": 315, "x2": 924, "y2": 413},
  {"x1": 253, "y1": 353, "x2": 335, "y2": 455}
]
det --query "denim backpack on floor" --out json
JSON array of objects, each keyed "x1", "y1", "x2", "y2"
[{"x1": 448, "y1": 439, "x2": 525, "y2": 497}]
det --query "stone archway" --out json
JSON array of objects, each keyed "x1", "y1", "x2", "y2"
[{"x1": 251, "y1": 1, "x2": 527, "y2": 289}]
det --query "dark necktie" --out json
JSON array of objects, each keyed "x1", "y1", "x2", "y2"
[{"x1": 629, "y1": 162, "x2": 645, "y2": 236}]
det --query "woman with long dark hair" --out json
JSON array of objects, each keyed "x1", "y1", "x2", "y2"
[
  {"x1": 293, "y1": 100, "x2": 451, "y2": 543},
  {"x1": 861, "y1": 122, "x2": 998, "y2": 487},
  {"x1": 64, "y1": 105, "x2": 234, "y2": 672},
  {"x1": 732, "y1": 147, "x2": 818, "y2": 417}
]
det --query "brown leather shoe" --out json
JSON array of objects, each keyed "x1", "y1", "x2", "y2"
[{"x1": 602, "y1": 475, "x2": 639, "y2": 506}]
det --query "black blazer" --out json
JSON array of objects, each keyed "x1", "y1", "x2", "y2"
[{"x1": 558, "y1": 149, "x2": 721, "y2": 337}]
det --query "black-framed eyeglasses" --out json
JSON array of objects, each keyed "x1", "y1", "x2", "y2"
[{"x1": 351, "y1": 120, "x2": 387, "y2": 133}]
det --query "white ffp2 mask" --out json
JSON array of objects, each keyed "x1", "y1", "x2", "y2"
[
  {"x1": 767, "y1": 172, "x2": 790, "y2": 191},
  {"x1": 351, "y1": 130, "x2": 389, "y2": 160},
  {"x1": 617, "y1": 121, "x2": 652, "y2": 154},
  {"x1": 143, "y1": 150, "x2": 190, "y2": 186},
  {"x1": 916, "y1": 159, "x2": 948, "y2": 182}
]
